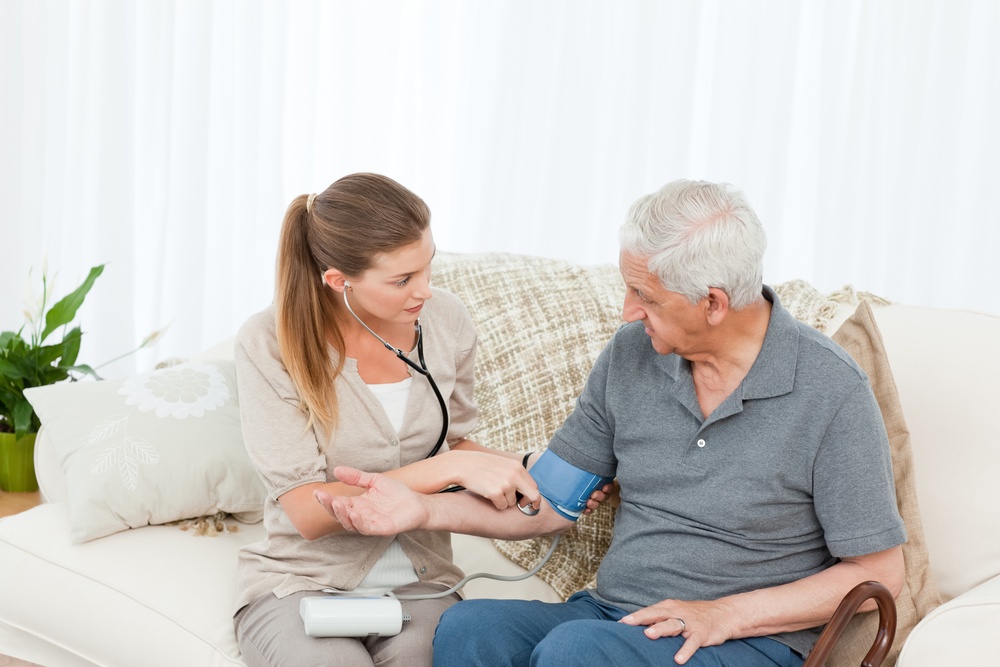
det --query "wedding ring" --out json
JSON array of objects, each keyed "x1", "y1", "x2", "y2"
[{"x1": 677, "y1": 618, "x2": 687, "y2": 632}]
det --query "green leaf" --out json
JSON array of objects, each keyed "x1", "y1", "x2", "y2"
[
  {"x1": 0, "y1": 331, "x2": 17, "y2": 350},
  {"x1": 35, "y1": 365, "x2": 70, "y2": 387},
  {"x1": 58, "y1": 326, "x2": 82, "y2": 367},
  {"x1": 12, "y1": 397, "x2": 34, "y2": 439},
  {"x1": 62, "y1": 363, "x2": 101, "y2": 381},
  {"x1": 40, "y1": 264, "x2": 105, "y2": 343},
  {"x1": 0, "y1": 356, "x2": 31, "y2": 382}
]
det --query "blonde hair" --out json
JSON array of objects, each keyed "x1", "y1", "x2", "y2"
[{"x1": 274, "y1": 173, "x2": 430, "y2": 437}]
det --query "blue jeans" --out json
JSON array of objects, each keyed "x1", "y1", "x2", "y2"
[{"x1": 433, "y1": 591, "x2": 804, "y2": 667}]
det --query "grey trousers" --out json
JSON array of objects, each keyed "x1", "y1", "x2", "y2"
[{"x1": 234, "y1": 581, "x2": 462, "y2": 667}]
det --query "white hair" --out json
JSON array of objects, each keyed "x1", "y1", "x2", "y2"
[{"x1": 618, "y1": 180, "x2": 767, "y2": 310}]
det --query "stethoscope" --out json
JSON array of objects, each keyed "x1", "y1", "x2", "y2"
[
  {"x1": 341, "y1": 284, "x2": 450, "y2": 459},
  {"x1": 342, "y1": 283, "x2": 526, "y2": 503}
]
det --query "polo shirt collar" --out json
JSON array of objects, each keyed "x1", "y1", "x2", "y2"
[{"x1": 655, "y1": 285, "x2": 799, "y2": 417}]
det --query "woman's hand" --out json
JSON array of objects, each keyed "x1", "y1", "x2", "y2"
[
  {"x1": 316, "y1": 467, "x2": 430, "y2": 535},
  {"x1": 443, "y1": 450, "x2": 540, "y2": 511}
]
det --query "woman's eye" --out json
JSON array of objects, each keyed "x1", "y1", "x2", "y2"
[{"x1": 395, "y1": 276, "x2": 412, "y2": 287}]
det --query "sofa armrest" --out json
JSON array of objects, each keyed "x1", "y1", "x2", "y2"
[{"x1": 897, "y1": 573, "x2": 1000, "y2": 666}]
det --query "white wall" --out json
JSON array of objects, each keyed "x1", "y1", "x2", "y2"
[{"x1": 1, "y1": 0, "x2": 997, "y2": 377}]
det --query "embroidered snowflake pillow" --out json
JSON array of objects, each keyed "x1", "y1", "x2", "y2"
[{"x1": 24, "y1": 359, "x2": 266, "y2": 543}]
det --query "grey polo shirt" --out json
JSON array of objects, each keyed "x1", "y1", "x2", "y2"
[{"x1": 548, "y1": 286, "x2": 905, "y2": 656}]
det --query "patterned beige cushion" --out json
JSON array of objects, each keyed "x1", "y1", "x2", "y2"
[
  {"x1": 433, "y1": 253, "x2": 936, "y2": 666},
  {"x1": 432, "y1": 252, "x2": 624, "y2": 595}
]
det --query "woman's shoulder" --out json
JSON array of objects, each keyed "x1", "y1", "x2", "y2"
[
  {"x1": 235, "y1": 304, "x2": 278, "y2": 354},
  {"x1": 426, "y1": 286, "x2": 473, "y2": 320},
  {"x1": 425, "y1": 287, "x2": 476, "y2": 341}
]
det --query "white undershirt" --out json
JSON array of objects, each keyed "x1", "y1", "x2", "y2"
[{"x1": 354, "y1": 377, "x2": 420, "y2": 594}]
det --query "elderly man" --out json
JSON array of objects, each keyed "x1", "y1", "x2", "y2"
[{"x1": 318, "y1": 179, "x2": 905, "y2": 667}]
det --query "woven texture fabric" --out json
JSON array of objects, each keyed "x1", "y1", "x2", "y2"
[
  {"x1": 431, "y1": 252, "x2": 624, "y2": 597},
  {"x1": 827, "y1": 301, "x2": 941, "y2": 667},
  {"x1": 433, "y1": 253, "x2": 934, "y2": 666}
]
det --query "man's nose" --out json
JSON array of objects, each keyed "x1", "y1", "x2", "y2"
[{"x1": 621, "y1": 295, "x2": 643, "y2": 323}]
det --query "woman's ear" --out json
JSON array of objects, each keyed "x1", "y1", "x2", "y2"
[{"x1": 322, "y1": 268, "x2": 349, "y2": 293}]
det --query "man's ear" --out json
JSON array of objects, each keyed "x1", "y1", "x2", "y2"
[
  {"x1": 704, "y1": 287, "x2": 730, "y2": 326},
  {"x1": 322, "y1": 268, "x2": 349, "y2": 293}
]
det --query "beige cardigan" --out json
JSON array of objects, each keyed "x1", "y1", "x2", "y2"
[{"x1": 233, "y1": 287, "x2": 478, "y2": 612}]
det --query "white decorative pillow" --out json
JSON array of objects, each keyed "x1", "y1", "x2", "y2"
[{"x1": 24, "y1": 359, "x2": 266, "y2": 543}]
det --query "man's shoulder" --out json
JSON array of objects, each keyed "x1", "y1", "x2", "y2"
[{"x1": 785, "y1": 315, "x2": 869, "y2": 390}]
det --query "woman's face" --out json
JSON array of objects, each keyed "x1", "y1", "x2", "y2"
[{"x1": 343, "y1": 228, "x2": 436, "y2": 326}]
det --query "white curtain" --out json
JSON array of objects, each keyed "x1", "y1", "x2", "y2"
[{"x1": 2, "y1": 0, "x2": 998, "y2": 377}]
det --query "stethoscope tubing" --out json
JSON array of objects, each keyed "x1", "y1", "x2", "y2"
[{"x1": 342, "y1": 288, "x2": 450, "y2": 458}]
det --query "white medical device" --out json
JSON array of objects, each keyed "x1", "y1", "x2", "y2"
[
  {"x1": 303, "y1": 450, "x2": 613, "y2": 637},
  {"x1": 300, "y1": 595, "x2": 407, "y2": 638}
]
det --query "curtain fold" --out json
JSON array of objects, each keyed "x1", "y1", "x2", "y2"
[{"x1": 1, "y1": 0, "x2": 997, "y2": 375}]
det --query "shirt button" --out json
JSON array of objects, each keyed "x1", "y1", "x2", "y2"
[
  {"x1": 390, "y1": 439, "x2": 399, "y2": 447},
  {"x1": 697, "y1": 439, "x2": 706, "y2": 448},
  {"x1": 419, "y1": 566, "x2": 427, "y2": 574}
]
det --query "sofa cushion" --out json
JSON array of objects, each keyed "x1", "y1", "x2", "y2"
[
  {"x1": 431, "y1": 252, "x2": 624, "y2": 597},
  {"x1": 24, "y1": 359, "x2": 266, "y2": 543},
  {"x1": 827, "y1": 301, "x2": 941, "y2": 667},
  {"x1": 896, "y1": 573, "x2": 1000, "y2": 666},
  {"x1": 0, "y1": 502, "x2": 260, "y2": 666}
]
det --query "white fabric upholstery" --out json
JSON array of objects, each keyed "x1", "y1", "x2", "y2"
[
  {"x1": 872, "y1": 304, "x2": 1000, "y2": 603},
  {"x1": 897, "y1": 574, "x2": 1000, "y2": 665},
  {"x1": 0, "y1": 503, "x2": 257, "y2": 666},
  {"x1": 1, "y1": 267, "x2": 998, "y2": 666}
]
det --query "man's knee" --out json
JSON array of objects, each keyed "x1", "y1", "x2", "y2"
[
  {"x1": 435, "y1": 599, "x2": 493, "y2": 639},
  {"x1": 433, "y1": 600, "x2": 509, "y2": 665}
]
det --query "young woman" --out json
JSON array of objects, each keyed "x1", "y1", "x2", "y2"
[{"x1": 231, "y1": 173, "x2": 542, "y2": 667}]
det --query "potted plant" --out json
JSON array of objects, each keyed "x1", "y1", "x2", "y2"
[{"x1": 0, "y1": 264, "x2": 159, "y2": 492}]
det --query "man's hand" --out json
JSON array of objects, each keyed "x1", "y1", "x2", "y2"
[
  {"x1": 619, "y1": 598, "x2": 740, "y2": 665},
  {"x1": 315, "y1": 466, "x2": 431, "y2": 535},
  {"x1": 582, "y1": 480, "x2": 619, "y2": 515}
]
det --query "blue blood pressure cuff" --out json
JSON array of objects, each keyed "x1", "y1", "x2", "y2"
[{"x1": 529, "y1": 450, "x2": 614, "y2": 521}]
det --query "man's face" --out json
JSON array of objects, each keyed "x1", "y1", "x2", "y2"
[{"x1": 619, "y1": 251, "x2": 705, "y2": 357}]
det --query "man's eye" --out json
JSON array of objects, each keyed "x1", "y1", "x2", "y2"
[{"x1": 395, "y1": 276, "x2": 412, "y2": 287}]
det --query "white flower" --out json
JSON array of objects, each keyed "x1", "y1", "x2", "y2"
[{"x1": 119, "y1": 360, "x2": 230, "y2": 419}]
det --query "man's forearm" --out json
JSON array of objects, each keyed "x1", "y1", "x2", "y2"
[
  {"x1": 721, "y1": 546, "x2": 905, "y2": 637},
  {"x1": 423, "y1": 490, "x2": 571, "y2": 539}
]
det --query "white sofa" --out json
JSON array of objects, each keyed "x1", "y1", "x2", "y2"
[{"x1": 0, "y1": 252, "x2": 997, "y2": 666}]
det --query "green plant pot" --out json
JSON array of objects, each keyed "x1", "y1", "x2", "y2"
[{"x1": 0, "y1": 432, "x2": 38, "y2": 492}]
